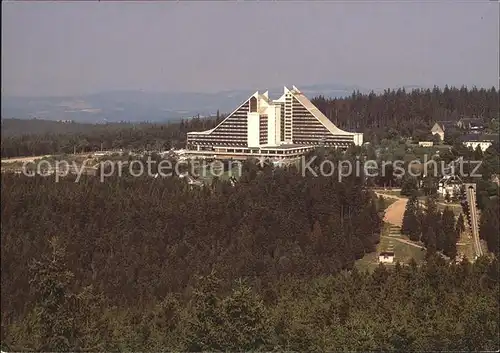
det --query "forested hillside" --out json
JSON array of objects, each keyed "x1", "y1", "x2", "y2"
[
  {"x1": 2, "y1": 86, "x2": 499, "y2": 158},
  {"x1": 1, "y1": 86, "x2": 499, "y2": 350},
  {"x1": 312, "y1": 86, "x2": 499, "y2": 142},
  {"x1": 1, "y1": 165, "x2": 385, "y2": 347},
  {"x1": 1, "y1": 166, "x2": 498, "y2": 351},
  {"x1": 0, "y1": 118, "x2": 221, "y2": 158}
]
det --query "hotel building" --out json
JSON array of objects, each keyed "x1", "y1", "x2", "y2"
[{"x1": 186, "y1": 86, "x2": 363, "y2": 160}]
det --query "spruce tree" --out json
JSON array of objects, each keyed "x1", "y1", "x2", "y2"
[
  {"x1": 425, "y1": 226, "x2": 437, "y2": 258},
  {"x1": 309, "y1": 220, "x2": 325, "y2": 253},
  {"x1": 434, "y1": 211, "x2": 445, "y2": 251},
  {"x1": 480, "y1": 200, "x2": 500, "y2": 255},
  {"x1": 456, "y1": 213, "x2": 466, "y2": 240},
  {"x1": 441, "y1": 207, "x2": 458, "y2": 259},
  {"x1": 422, "y1": 194, "x2": 439, "y2": 244},
  {"x1": 401, "y1": 193, "x2": 421, "y2": 241},
  {"x1": 27, "y1": 237, "x2": 77, "y2": 351},
  {"x1": 219, "y1": 279, "x2": 271, "y2": 351},
  {"x1": 377, "y1": 195, "x2": 386, "y2": 213},
  {"x1": 473, "y1": 145, "x2": 483, "y2": 161},
  {"x1": 401, "y1": 176, "x2": 418, "y2": 196}
]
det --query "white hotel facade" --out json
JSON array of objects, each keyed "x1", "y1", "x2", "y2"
[{"x1": 186, "y1": 86, "x2": 363, "y2": 160}]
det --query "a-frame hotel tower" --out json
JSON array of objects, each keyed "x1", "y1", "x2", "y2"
[{"x1": 186, "y1": 86, "x2": 363, "y2": 159}]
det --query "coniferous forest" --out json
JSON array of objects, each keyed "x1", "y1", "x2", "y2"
[
  {"x1": 2, "y1": 86, "x2": 499, "y2": 157},
  {"x1": 312, "y1": 86, "x2": 499, "y2": 143},
  {"x1": 1, "y1": 163, "x2": 499, "y2": 351},
  {"x1": 1, "y1": 85, "x2": 499, "y2": 351}
]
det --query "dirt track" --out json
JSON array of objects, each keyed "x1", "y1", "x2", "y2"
[
  {"x1": 384, "y1": 198, "x2": 408, "y2": 227},
  {"x1": 374, "y1": 192, "x2": 407, "y2": 227}
]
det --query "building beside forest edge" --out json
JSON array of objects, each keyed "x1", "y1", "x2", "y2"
[{"x1": 186, "y1": 86, "x2": 363, "y2": 160}]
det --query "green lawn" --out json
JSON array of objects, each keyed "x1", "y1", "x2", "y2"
[
  {"x1": 457, "y1": 239, "x2": 476, "y2": 261},
  {"x1": 355, "y1": 223, "x2": 426, "y2": 272},
  {"x1": 441, "y1": 203, "x2": 463, "y2": 216},
  {"x1": 381, "y1": 197, "x2": 397, "y2": 209}
]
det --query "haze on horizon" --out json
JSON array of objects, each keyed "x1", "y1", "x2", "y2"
[{"x1": 1, "y1": 1, "x2": 499, "y2": 98}]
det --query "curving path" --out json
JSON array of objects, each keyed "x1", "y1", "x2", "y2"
[{"x1": 374, "y1": 192, "x2": 407, "y2": 227}]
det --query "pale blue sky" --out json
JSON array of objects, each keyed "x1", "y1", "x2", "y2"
[{"x1": 2, "y1": 1, "x2": 498, "y2": 97}]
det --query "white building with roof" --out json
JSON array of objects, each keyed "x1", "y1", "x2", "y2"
[
  {"x1": 437, "y1": 175, "x2": 463, "y2": 199},
  {"x1": 185, "y1": 86, "x2": 363, "y2": 159},
  {"x1": 461, "y1": 134, "x2": 497, "y2": 152},
  {"x1": 378, "y1": 251, "x2": 395, "y2": 264}
]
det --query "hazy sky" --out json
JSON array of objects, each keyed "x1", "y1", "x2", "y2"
[{"x1": 2, "y1": 1, "x2": 499, "y2": 97}]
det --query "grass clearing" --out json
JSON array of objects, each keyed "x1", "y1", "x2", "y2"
[
  {"x1": 355, "y1": 222, "x2": 426, "y2": 272},
  {"x1": 382, "y1": 197, "x2": 398, "y2": 209},
  {"x1": 439, "y1": 203, "x2": 463, "y2": 216}
]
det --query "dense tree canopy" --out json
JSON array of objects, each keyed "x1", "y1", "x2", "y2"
[
  {"x1": 1, "y1": 164, "x2": 381, "y2": 332},
  {"x1": 480, "y1": 198, "x2": 500, "y2": 255},
  {"x1": 311, "y1": 86, "x2": 499, "y2": 142},
  {"x1": 1, "y1": 85, "x2": 499, "y2": 350},
  {"x1": 0, "y1": 118, "x2": 222, "y2": 158}
]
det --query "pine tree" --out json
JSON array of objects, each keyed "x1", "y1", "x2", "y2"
[
  {"x1": 377, "y1": 195, "x2": 386, "y2": 213},
  {"x1": 441, "y1": 207, "x2": 458, "y2": 259},
  {"x1": 422, "y1": 194, "x2": 439, "y2": 244},
  {"x1": 456, "y1": 213, "x2": 466, "y2": 240},
  {"x1": 434, "y1": 211, "x2": 445, "y2": 251},
  {"x1": 309, "y1": 220, "x2": 325, "y2": 253},
  {"x1": 186, "y1": 270, "x2": 225, "y2": 351},
  {"x1": 479, "y1": 147, "x2": 500, "y2": 180},
  {"x1": 26, "y1": 237, "x2": 77, "y2": 351},
  {"x1": 219, "y1": 279, "x2": 271, "y2": 351},
  {"x1": 425, "y1": 226, "x2": 437, "y2": 258},
  {"x1": 401, "y1": 176, "x2": 418, "y2": 196},
  {"x1": 473, "y1": 145, "x2": 484, "y2": 161},
  {"x1": 401, "y1": 193, "x2": 421, "y2": 241},
  {"x1": 480, "y1": 200, "x2": 500, "y2": 255},
  {"x1": 425, "y1": 194, "x2": 439, "y2": 217}
]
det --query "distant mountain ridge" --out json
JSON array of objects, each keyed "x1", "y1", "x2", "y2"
[{"x1": 1, "y1": 83, "x2": 422, "y2": 123}]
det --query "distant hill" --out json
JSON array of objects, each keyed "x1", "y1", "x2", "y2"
[
  {"x1": 1, "y1": 84, "x2": 372, "y2": 123},
  {"x1": 0, "y1": 118, "x2": 147, "y2": 137}
]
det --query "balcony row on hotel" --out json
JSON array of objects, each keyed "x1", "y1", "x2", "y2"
[{"x1": 186, "y1": 86, "x2": 363, "y2": 159}]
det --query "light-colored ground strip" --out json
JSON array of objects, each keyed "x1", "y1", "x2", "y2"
[
  {"x1": 1, "y1": 155, "x2": 52, "y2": 164},
  {"x1": 382, "y1": 198, "x2": 408, "y2": 227},
  {"x1": 373, "y1": 191, "x2": 408, "y2": 228},
  {"x1": 376, "y1": 190, "x2": 479, "y2": 261}
]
